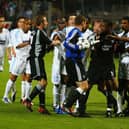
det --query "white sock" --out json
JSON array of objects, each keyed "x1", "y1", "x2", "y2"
[
  {"x1": 53, "y1": 85, "x2": 59, "y2": 107},
  {"x1": 76, "y1": 87, "x2": 83, "y2": 94},
  {"x1": 25, "y1": 81, "x2": 32, "y2": 99},
  {"x1": 3, "y1": 79, "x2": 14, "y2": 98},
  {"x1": 107, "y1": 108, "x2": 112, "y2": 111},
  {"x1": 60, "y1": 84, "x2": 66, "y2": 106},
  {"x1": 117, "y1": 92, "x2": 123, "y2": 113},
  {"x1": 21, "y1": 81, "x2": 26, "y2": 99}
]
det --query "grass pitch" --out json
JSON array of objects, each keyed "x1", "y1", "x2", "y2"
[{"x1": 0, "y1": 52, "x2": 129, "y2": 129}]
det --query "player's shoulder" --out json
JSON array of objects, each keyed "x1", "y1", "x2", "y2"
[
  {"x1": 2, "y1": 28, "x2": 9, "y2": 33},
  {"x1": 10, "y1": 28, "x2": 21, "y2": 34},
  {"x1": 83, "y1": 29, "x2": 93, "y2": 38},
  {"x1": 50, "y1": 31, "x2": 58, "y2": 40},
  {"x1": 28, "y1": 30, "x2": 32, "y2": 34},
  {"x1": 127, "y1": 32, "x2": 129, "y2": 37},
  {"x1": 65, "y1": 26, "x2": 74, "y2": 35},
  {"x1": 118, "y1": 31, "x2": 125, "y2": 37}
]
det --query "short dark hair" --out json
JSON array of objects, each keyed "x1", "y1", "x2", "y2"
[
  {"x1": 35, "y1": 15, "x2": 44, "y2": 26},
  {"x1": 75, "y1": 15, "x2": 86, "y2": 25},
  {"x1": 102, "y1": 19, "x2": 113, "y2": 28},
  {"x1": 122, "y1": 16, "x2": 129, "y2": 22},
  {"x1": 65, "y1": 13, "x2": 76, "y2": 22},
  {"x1": 11, "y1": 16, "x2": 25, "y2": 29}
]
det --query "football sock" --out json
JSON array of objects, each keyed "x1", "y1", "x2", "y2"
[
  {"x1": 106, "y1": 91, "x2": 114, "y2": 108},
  {"x1": 117, "y1": 92, "x2": 123, "y2": 113},
  {"x1": 29, "y1": 85, "x2": 41, "y2": 101},
  {"x1": 64, "y1": 88, "x2": 80, "y2": 108},
  {"x1": 124, "y1": 93, "x2": 129, "y2": 108},
  {"x1": 53, "y1": 84, "x2": 59, "y2": 107},
  {"x1": 3, "y1": 79, "x2": 14, "y2": 98},
  {"x1": 60, "y1": 84, "x2": 66, "y2": 106},
  {"x1": 78, "y1": 92, "x2": 87, "y2": 114},
  {"x1": 39, "y1": 88, "x2": 45, "y2": 108},
  {"x1": 25, "y1": 81, "x2": 32, "y2": 99},
  {"x1": 21, "y1": 81, "x2": 26, "y2": 99}
]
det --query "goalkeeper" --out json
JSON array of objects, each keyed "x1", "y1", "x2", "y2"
[{"x1": 63, "y1": 15, "x2": 91, "y2": 117}]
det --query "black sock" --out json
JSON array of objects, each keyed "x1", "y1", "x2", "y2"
[
  {"x1": 125, "y1": 93, "x2": 129, "y2": 108},
  {"x1": 64, "y1": 88, "x2": 80, "y2": 108},
  {"x1": 85, "y1": 89, "x2": 91, "y2": 103},
  {"x1": 29, "y1": 86, "x2": 40, "y2": 101},
  {"x1": 106, "y1": 91, "x2": 117, "y2": 109},
  {"x1": 78, "y1": 92, "x2": 87, "y2": 114},
  {"x1": 39, "y1": 89, "x2": 45, "y2": 108}
]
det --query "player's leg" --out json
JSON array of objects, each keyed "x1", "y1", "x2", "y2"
[
  {"x1": 20, "y1": 73, "x2": 26, "y2": 102},
  {"x1": 0, "y1": 46, "x2": 5, "y2": 71},
  {"x1": 123, "y1": 80, "x2": 129, "y2": 116},
  {"x1": 3, "y1": 55, "x2": 24, "y2": 103},
  {"x1": 25, "y1": 57, "x2": 50, "y2": 114},
  {"x1": 51, "y1": 59, "x2": 61, "y2": 111},
  {"x1": 53, "y1": 84, "x2": 60, "y2": 110},
  {"x1": 63, "y1": 59, "x2": 89, "y2": 117},
  {"x1": 116, "y1": 78, "x2": 125, "y2": 116},
  {"x1": 24, "y1": 61, "x2": 32, "y2": 101},
  {"x1": 3, "y1": 74, "x2": 17, "y2": 103}
]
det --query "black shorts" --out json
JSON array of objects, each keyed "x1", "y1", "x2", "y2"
[
  {"x1": 30, "y1": 57, "x2": 47, "y2": 80},
  {"x1": 88, "y1": 61, "x2": 116, "y2": 85},
  {"x1": 65, "y1": 58, "x2": 87, "y2": 86}
]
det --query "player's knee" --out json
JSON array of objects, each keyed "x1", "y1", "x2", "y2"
[
  {"x1": 10, "y1": 74, "x2": 17, "y2": 82},
  {"x1": 78, "y1": 80, "x2": 89, "y2": 91},
  {"x1": 39, "y1": 79, "x2": 47, "y2": 87}
]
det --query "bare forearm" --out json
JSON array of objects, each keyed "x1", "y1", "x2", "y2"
[{"x1": 16, "y1": 42, "x2": 30, "y2": 49}]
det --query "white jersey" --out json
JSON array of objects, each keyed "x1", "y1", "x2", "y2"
[
  {"x1": 118, "y1": 31, "x2": 129, "y2": 49},
  {"x1": 51, "y1": 31, "x2": 61, "y2": 84},
  {"x1": 0, "y1": 28, "x2": 10, "y2": 71},
  {"x1": 83, "y1": 28, "x2": 93, "y2": 39},
  {"x1": 118, "y1": 31, "x2": 129, "y2": 80},
  {"x1": 11, "y1": 28, "x2": 31, "y2": 59},
  {"x1": 82, "y1": 29, "x2": 93, "y2": 71},
  {"x1": 64, "y1": 26, "x2": 74, "y2": 37},
  {"x1": 0, "y1": 28, "x2": 10, "y2": 57},
  {"x1": 9, "y1": 28, "x2": 31, "y2": 75}
]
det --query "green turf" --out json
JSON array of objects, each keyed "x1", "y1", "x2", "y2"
[{"x1": 0, "y1": 52, "x2": 129, "y2": 129}]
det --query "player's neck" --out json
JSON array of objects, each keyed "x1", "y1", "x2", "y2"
[{"x1": 75, "y1": 25, "x2": 82, "y2": 31}]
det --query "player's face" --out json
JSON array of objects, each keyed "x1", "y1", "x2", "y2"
[
  {"x1": 68, "y1": 16, "x2": 76, "y2": 26},
  {"x1": 42, "y1": 17, "x2": 48, "y2": 29},
  {"x1": 58, "y1": 22, "x2": 66, "y2": 30},
  {"x1": 85, "y1": 20, "x2": 89, "y2": 29},
  {"x1": 81, "y1": 20, "x2": 87, "y2": 31},
  {"x1": 121, "y1": 19, "x2": 129, "y2": 31},
  {"x1": 0, "y1": 17, "x2": 5, "y2": 29},
  {"x1": 24, "y1": 19, "x2": 32, "y2": 33},
  {"x1": 17, "y1": 18, "x2": 25, "y2": 29},
  {"x1": 93, "y1": 22, "x2": 103, "y2": 34}
]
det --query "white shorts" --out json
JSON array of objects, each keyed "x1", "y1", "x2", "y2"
[
  {"x1": 51, "y1": 58, "x2": 61, "y2": 84},
  {"x1": 0, "y1": 45, "x2": 5, "y2": 66},
  {"x1": 0, "y1": 45, "x2": 5, "y2": 58},
  {"x1": 119, "y1": 53, "x2": 129, "y2": 80},
  {"x1": 10, "y1": 57, "x2": 31, "y2": 76}
]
